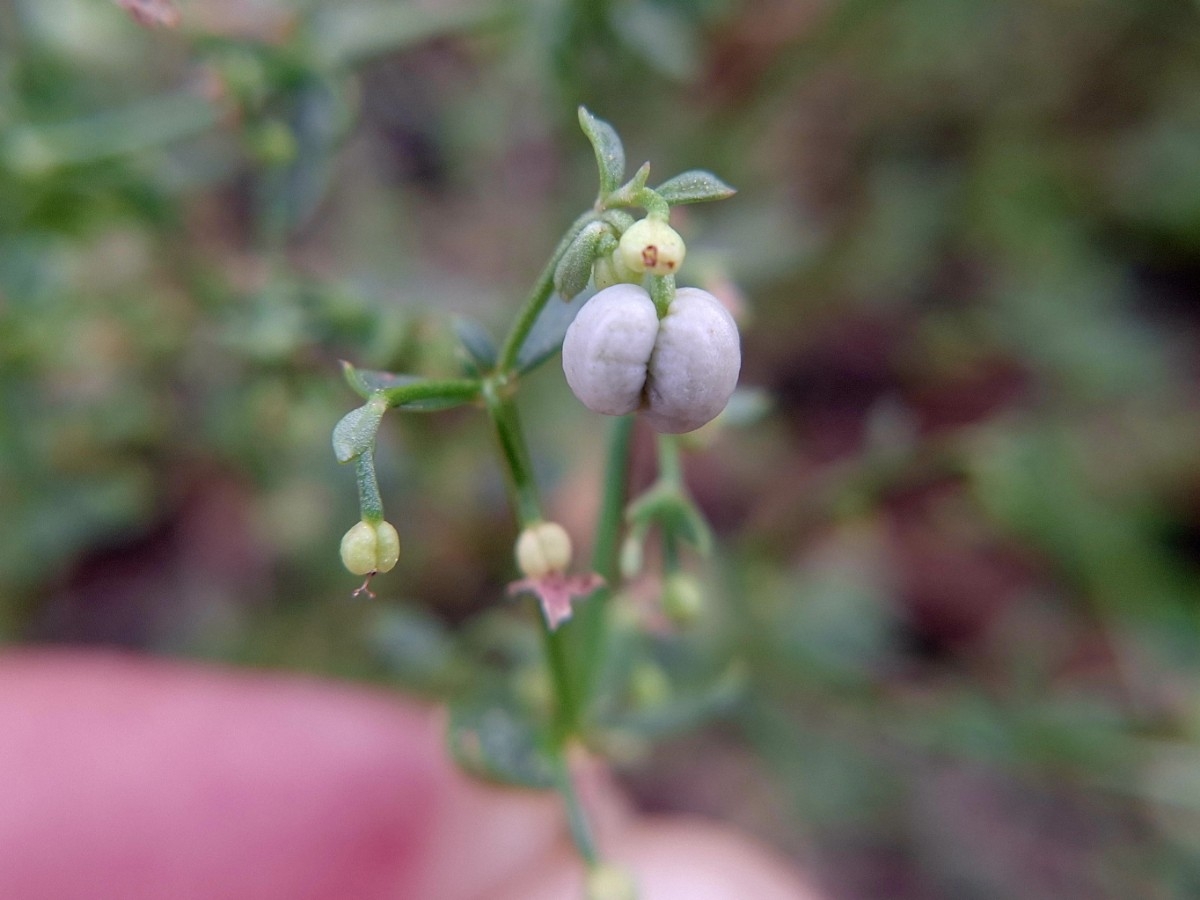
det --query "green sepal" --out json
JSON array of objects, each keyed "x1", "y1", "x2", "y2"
[
  {"x1": 332, "y1": 397, "x2": 386, "y2": 464},
  {"x1": 554, "y1": 221, "x2": 610, "y2": 300},
  {"x1": 626, "y1": 485, "x2": 714, "y2": 556},
  {"x1": 447, "y1": 693, "x2": 556, "y2": 789},
  {"x1": 606, "y1": 162, "x2": 653, "y2": 210},
  {"x1": 578, "y1": 106, "x2": 625, "y2": 197},
  {"x1": 655, "y1": 170, "x2": 736, "y2": 205}
]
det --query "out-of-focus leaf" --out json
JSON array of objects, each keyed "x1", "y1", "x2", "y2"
[
  {"x1": 516, "y1": 289, "x2": 591, "y2": 374},
  {"x1": 597, "y1": 663, "x2": 747, "y2": 740},
  {"x1": 453, "y1": 316, "x2": 497, "y2": 372},
  {"x1": 447, "y1": 694, "x2": 556, "y2": 789},
  {"x1": 655, "y1": 170, "x2": 736, "y2": 205},
  {"x1": 608, "y1": 1, "x2": 700, "y2": 81},
  {"x1": 578, "y1": 107, "x2": 625, "y2": 197},
  {"x1": 313, "y1": 2, "x2": 512, "y2": 69}
]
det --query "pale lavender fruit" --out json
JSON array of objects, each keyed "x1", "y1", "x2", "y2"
[{"x1": 562, "y1": 285, "x2": 741, "y2": 434}]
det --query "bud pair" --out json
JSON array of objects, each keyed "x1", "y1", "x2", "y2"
[{"x1": 340, "y1": 519, "x2": 400, "y2": 576}]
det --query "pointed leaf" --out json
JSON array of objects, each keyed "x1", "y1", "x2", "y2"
[
  {"x1": 578, "y1": 107, "x2": 625, "y2": 196},
  {"x1": 655, "y1": 170, "x2": 736, "y2": 205}
]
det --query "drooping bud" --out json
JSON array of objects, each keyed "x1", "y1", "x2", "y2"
[
  {"x1": 662, "y1": 572, "x2": 703, "y2": 625},
  {"x1": 340, "y1": 520, "x2": 401, "y2": 576},
  {"x1": 515, "y1": 521, "x2": 573, "y2": 579},
  {"x1": 617, "y1": 217, "x2": 686, "y2": 276}
]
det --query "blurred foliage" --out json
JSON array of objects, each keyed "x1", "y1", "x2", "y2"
[{"x1": 3, "y1": 0, "x2": 1200, "y2": 897}]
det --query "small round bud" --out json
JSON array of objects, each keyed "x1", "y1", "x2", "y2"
[
  {"x1": 619, "y1": 532, "x2": 645, "y2": 579},
  {"x1": 586, "y1": 863, "x2": 637, "y2": 900},
  {"x1": 515, "y1": 521, "x2": 573, "y2": 578},
  {"x1": 630, "y1": 662, "x2": 671, "y2": 709},
  {"x1": 617, "y1": 217, "x2": 686, "y2": 276},
  {"x1": 662, "y1": 572, "x2": 703, "y2": 625},
  {"x1": 592, "y1": 251, "x2": 639, "y2": 290},
  {"x1": 340, "y1": 520, "x2": 400, "y2": 576}
]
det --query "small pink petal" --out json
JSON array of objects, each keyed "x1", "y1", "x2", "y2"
[
  {"x1": 508, "y1": 573, "x2": 604, "y2": 630},
  {"x1": 115, "y1": 0, "x2": 180, "y2": 28}
]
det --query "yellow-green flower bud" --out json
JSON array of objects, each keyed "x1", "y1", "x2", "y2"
[
  {"x1": 617, "y1": 217, "x2": 686, "y2": 276},
  {"x1": 592, "y1": 250, "x2": 639, "y2": 290},
  {"x1": 515, "y1": 521, "x2": 573, "y2": 579},
  {"x1": 662, "y1": 572, "x2": 703, "y2": 625},
  {"x1": 340, "y1": 520, "x2": 400, "y2": 576},
  {"x1": 585, "y1": 863, "x2": 637, "y2": 900}
]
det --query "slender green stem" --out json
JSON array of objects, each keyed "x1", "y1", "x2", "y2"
[
  {"x1": 592, "y1": 416, "x2": 636, "y2": 581},
  {"x1": 381, "y1": 378, "x2": 481, "y2": 409},
  {"x1": 355, "y1": 449, "x2": 384, "y2": 522},
  {"x1": 496, "y1": 211, "x2": 598, "y2": 373},
  {"x1": 482, "y1": 379, "x2": 542, "y2": 526},
  {"x1": 541, "y1": 615, "x2": 580, "y2": 740},
  {"x1": 553, "y1": 757, "x2": 599, "y2": 865},
  {"x1": 575, "y1": 415, "x2": 635, "y2": 703},
  {"x1": 656, "y1": 432, "x2": 683, "y2": 486},
  {"x1": 481, "y1": 378, "x2": 582, "y2": 737}
]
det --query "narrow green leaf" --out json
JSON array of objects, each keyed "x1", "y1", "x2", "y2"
[
  {"x1": 554, "y1": 221, "x2": 610, "y2": 300},
  {"x1": 655, "y1": 170, "x2": 736, "y2": 205},
  {"x1": 578, "y1": 107, "x2": 625, "y2": 196},
  {"x1": 341, "y1": 360, "x2": 372, "y2": 398}
]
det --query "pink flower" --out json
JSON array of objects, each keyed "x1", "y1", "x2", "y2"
[{"x1": 508, "y1": 573, "x2": 604, "y2": 630}]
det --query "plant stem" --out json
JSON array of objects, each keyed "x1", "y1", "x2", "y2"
[
  {"x1": 656, "y1": 432, "x2": 683, "y2": 486},
  {"x1": 575, "y1": 415, "x2": 635, "y2": 701},
  {"x1": 355, "y1": 449, "x2": 384, "y2": 522},
  {"x1": 496, "y1": 211, "x2": 598, "y2": 374},
  {"x1": 481, "y1": 378, "x2": 582, "y2": 737},
  {"x1": 553, "y1": 756, "x2": 599, "y2": 865},
  {"x1": 482, "y1": 379, "x2": 543, "y2": 527},
  {"x1": 380, "y1": 378, "x2": 481, "y2": 409}
]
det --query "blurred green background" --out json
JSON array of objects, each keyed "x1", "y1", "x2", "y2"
[{"x1": 4, "y1": 0, "x2": 1200, "y2": 896}]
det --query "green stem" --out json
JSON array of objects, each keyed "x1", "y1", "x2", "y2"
[
  {"x1": 355, "y1": 449, "x2": 384, "y2": 522},
  {"x1": 481, "y1": 378, "x2": 582, "y2": 737},
  {"x1": 656, "y1": 432, "x2": 683, "y2": 487},
  {"x1": 496, "y1": 211, "x2": 598, "y2": 373},
  {"x1": 553, "y1": 756, "x2": 599, "y2": 865},
  {"x1": 592, "y1": 416, "x2": 636, "y2": 581},
  {"x1": 575, "y1": 416, "x2": 635, "y2": 702},
  {"x1": 482, "y1": 379, "x2": 542, "y2": 526},
  {"x1": 381, "y1": 378, "x2": 481, "y2": 409}
]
